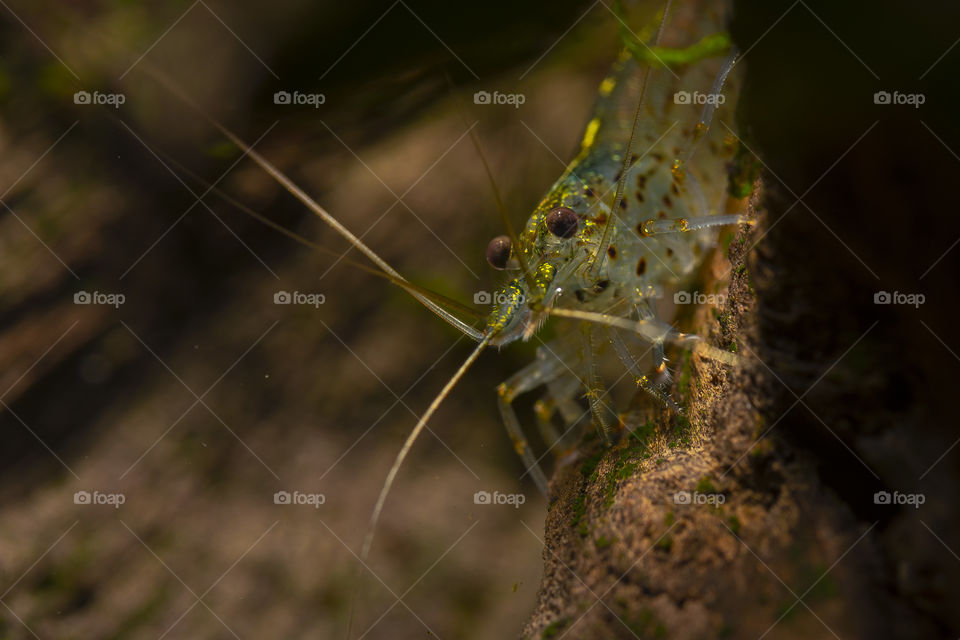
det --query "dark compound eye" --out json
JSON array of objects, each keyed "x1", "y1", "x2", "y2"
[
  {"x1": 545, "y1": 207, "x2": 579, "y2": 238},
  {"x1": 485, "y1": 235, "x2": 512, "y2": 270}
]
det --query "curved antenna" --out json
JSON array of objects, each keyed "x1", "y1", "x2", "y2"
[
  {"x1": 466, "y1": 127, "x2": 536, "y2": 287},
  {"x1": 140, "y1": 64, "x2": 485, "y2": 341},
  {"x1": 588, "y1": 0, "x2": 673, "y2": 279},
  {"x1": 347, "y1": 331, "x2": 493, "y2": 638},
  {"x1": 444, "y1": 71, "x2": 536, "y2": 289},
  {"x1": 157, "y1": 146, "x2": 484, "y2": 322}
]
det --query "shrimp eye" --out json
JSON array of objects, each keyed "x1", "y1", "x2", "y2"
[
  {"x1": 545, "y1": 206, "x2": 579, "y2": 238},
  {"x1": 485, "y1": 235, "x2": 512, "y2": 270}
]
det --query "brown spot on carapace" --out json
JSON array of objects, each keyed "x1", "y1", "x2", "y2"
[
  {"x1": 618, "y1": 199, "x2": 627, "y2": 210},
  {"x1": 666, "y1": 247, "x2": 674, "y2": 257},
  {"x1": 636, "y1": 257, "x2": 647, "y2": 275},
  {"x1": 607, "y1": 245, "x2": 617, "y2": 259},
  {"x1": 637, "y1": 175, "x2": 647, "y2": 188},
  {"x1": 594, "y1": 213, "x2": 608, "y2": 225},
  {"x1": 657, "y1": 210, "x2": 667, "y2": 219},
  {"x1": 671, "y1": 182, "x2": 680, "y2": 196},
  {"x1": 584, "y1": 187, "x2": 595, "y2": 198},
  {"x1": 663, "y1": 194, "x2": 673, "y2": 208},
  {"x1": 635, "y1": 190, "x2": 645, "y2": 203}
]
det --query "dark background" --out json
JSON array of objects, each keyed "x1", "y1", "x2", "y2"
[
  {"x1": 1, "y1": 0, "x2": 959, "y2": 638},
  {"x1": 0, "y1": 0, "x2": 612, "y2": 637}
]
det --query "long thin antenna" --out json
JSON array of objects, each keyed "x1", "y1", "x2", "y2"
[
  {"x1": 156, "y1": 145, "x2": 484, "y2": 321},
  {"x1": 347, "y1": 332, "x2": 493, "y2": 638},
  {"x1": 444, "y1": 71, "x2": 536, "y2": 289},
  {"x1": 140, "y1": 64, "x2": 484, "y2": 341},
  {"x1": 466, "y1": 127, "x2": 536, "y2": 287},
  {"x1": 589, "y1": 0, "x2": 674, "y2": 279}
]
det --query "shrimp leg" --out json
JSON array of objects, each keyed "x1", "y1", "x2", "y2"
[{"x1": 497, "y1": 345, "x2": 579, "y2": 495}]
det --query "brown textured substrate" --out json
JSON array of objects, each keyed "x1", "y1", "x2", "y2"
[
  {"x1": 524, "y1": 2, "x2": 960, "y2": 638},
  {"x1": 524, "y1": 192, "x2": 927, "y2": 639}
]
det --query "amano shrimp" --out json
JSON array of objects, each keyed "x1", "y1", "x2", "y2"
[
  {"x1": 479, "y1": 1, "x2": 748, "y2": 496},
  {"x1": 155, "y1": 0, "x2": 752, "y2": 629}
]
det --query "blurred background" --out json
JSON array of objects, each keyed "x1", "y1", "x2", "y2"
[
  {"x1": 0, "y1": 0, "x2": 638, "y2": 637},
  {"x1": 7, "y1": 1, "x2": 960, "y2": 638}
]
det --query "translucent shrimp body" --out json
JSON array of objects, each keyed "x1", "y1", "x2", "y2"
[
  {"x1": 486, "y1": 43, "x2": 740, "y2": 347},
  {"x1": 479, "y1": 2, "x2": 746, "y2": 495}
]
